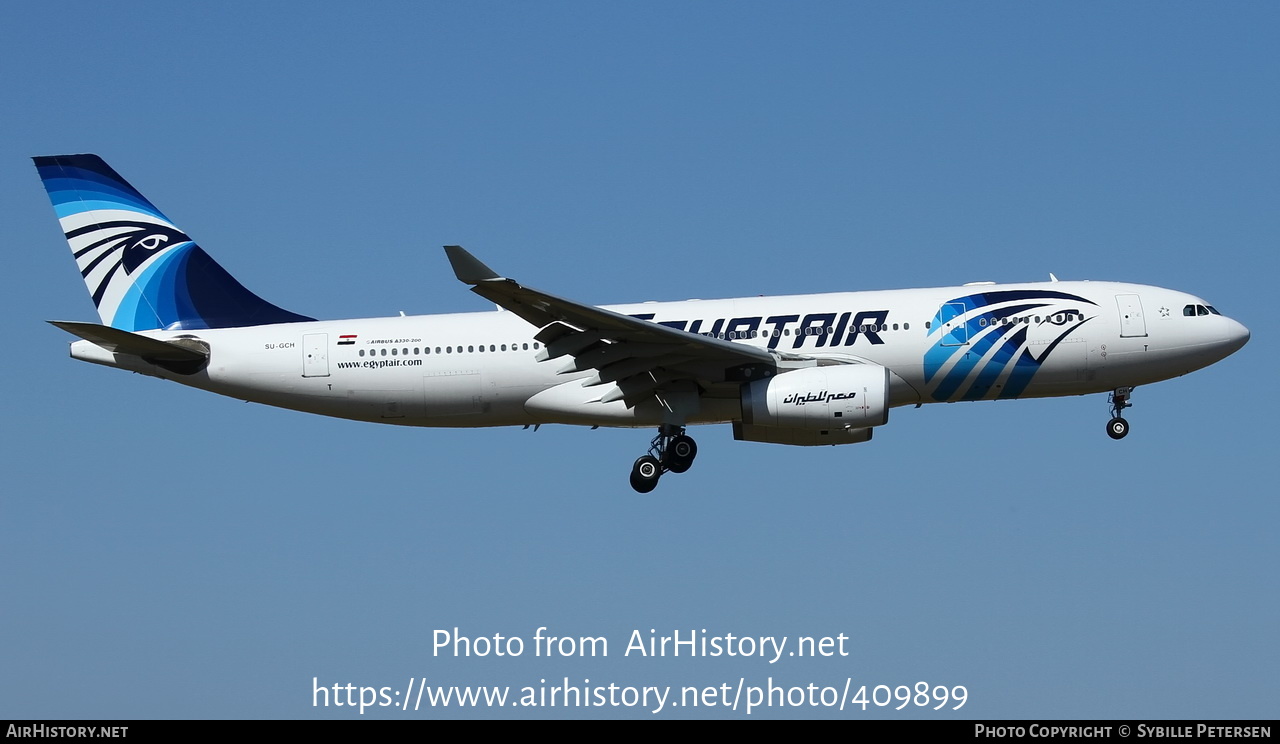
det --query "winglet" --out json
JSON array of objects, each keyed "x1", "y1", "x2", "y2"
[{"x1": 444, "y1": 245, "x2": 500, "y2": 284}]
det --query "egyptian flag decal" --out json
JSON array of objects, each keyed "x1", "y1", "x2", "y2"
[{"x1": 337, "y1": 334, "x2": 357, "y2": 346}]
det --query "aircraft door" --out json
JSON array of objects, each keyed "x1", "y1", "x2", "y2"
[
  {"x1": 1116, "y1": 294, "x2": 1148, "y2": 338},
  {"x1": 423, "y1": 370, "x2": 484, "y2": 416},
  {"x1": 939, "y1": 303, "x2": 970, "y2": 346},
  {"x1": 302, "y1": 333, "x2": 330, "y2": 377}
]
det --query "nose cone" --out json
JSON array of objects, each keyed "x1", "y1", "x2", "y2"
[{"x1": 1223, "y1": 317, "x2": 1250, "y2": 355}]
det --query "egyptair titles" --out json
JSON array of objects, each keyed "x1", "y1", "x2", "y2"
[
  {"x1": 631, "y1": 310, "x2": 893, "y2": 349},
  {"x1": 783, "y1": 391, "x2": 858, "y2": 406}
]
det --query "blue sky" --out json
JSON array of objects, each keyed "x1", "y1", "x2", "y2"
[{"x1": 1, "y1": 2, "x2": 1275, "y2": 719}]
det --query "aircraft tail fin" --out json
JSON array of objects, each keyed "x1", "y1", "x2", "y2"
[{"x1": 33, "y1": 154, "x2": 314, "y2": 331}]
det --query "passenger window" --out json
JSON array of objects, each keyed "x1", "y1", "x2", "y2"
[{"x1": 359, "y1": 349, "x2": 365, "y2": 357}]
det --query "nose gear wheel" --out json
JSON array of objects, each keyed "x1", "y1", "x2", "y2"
[{"x1": 1106, "y1": 387, "x2": 1133, "y2": 440}]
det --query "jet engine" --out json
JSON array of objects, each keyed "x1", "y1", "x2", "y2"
[{"x1": 735, "y1": 364, "x2": 889, "y2": 446}]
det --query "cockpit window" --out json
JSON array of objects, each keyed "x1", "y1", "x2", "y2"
[
  {"x1": 1206, "y1": 306, "x2": 1221, "y2": 315},
  {"x1": 1197, "y1": 305, "x2": 1210, "y2": 316},
  {"x1": 1185, "y1": 304, "x2": 1219, "y2": 317},
  {"x1": 1183, "y1": 305, "x2": 1196, "y2": 316}
]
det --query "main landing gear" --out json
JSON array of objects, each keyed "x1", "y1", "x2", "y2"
[
  {"x1": 629, "y1": 424, "x2": 698, "y2": 493},
  {"x1": 1106, "y1": 387, "x2": 1134, "y2": 440}
]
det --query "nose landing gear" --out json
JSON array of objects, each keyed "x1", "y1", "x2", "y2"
[
  {"x1": 628, "y1": 424, "x2": 699, "y2": 493},
  {"x1": 1106, "y1": 387, "x2": 1134, "y2": 440}
]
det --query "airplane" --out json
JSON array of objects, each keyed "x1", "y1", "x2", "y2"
[{"x1": 35, "y1": 154, "x2": 1250, "y2": 493}]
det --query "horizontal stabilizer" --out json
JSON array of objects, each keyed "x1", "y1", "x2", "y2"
[{"x1": 49, "y1": 320, "x2": 209, "y2": 369}]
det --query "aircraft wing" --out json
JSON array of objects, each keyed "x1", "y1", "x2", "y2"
[{"x1": 445, "y1": 246, "x2": 777, "y2": 407}]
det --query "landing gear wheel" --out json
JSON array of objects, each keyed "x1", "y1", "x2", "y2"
[
  {"x1": 1106, "y1": 387, "x2": 1134, "y2": 440},
  {"x1": 629, "y1": 455, "x2": 662, "y2": 493},
  {"x1": 629, "y1": 425, "x2": 697, "y2": 492},
  {"x1": 664, "y1": 435, "x2": 698, "y2": 474}
]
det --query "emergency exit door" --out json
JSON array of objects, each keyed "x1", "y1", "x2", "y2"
[
  {"x1": 1116, "y1": 295, "x2": 1147, "y2": 338},
  {"x1": 302, "y1": 333, "x2": 330, "y2": 377}
]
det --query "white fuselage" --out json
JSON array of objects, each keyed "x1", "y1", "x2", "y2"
[{"x1": 70, "y1": 280, "x2": 1249, "y2": 430}]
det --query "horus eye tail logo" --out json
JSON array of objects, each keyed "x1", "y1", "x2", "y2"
[
  {"x1": 923, "y1": 290, "x2": 1098, "y2": 401},
  {"x1": 34, "y1": 154, "x2": 313, "y2": 332}
]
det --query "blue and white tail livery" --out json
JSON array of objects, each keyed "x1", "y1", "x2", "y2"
[
  {"x1": 34, "y1": 154, "x2": 312, "y2": 332},
  {"x1": 36, "y1": 155, "x2": 1251, "y2": 492}
]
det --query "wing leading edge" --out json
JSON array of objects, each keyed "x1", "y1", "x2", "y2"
[{"x1": 443, "y1": 246, "x2": 778, "y2": 409}]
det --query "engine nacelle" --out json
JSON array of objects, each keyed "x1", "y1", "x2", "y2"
[
  {"x1": 733, "y1": 422, "x2": 874, "y2": 446},
  {"x1": 741, "y1": 364, "x2": 890, "y2": 431}
]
